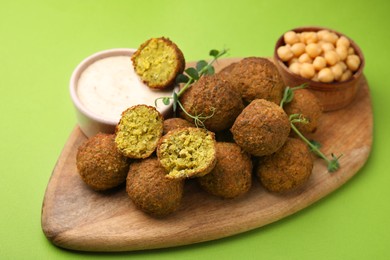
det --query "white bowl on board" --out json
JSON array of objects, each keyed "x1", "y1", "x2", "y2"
[{"x1": 69, "y1": 48, "x2": 176, "y2": 137}]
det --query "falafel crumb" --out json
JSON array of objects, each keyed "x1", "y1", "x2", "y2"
[
  {"x1": 131, "y1": 37, "x2": 185, "y2": 89},
  {"x1": 115, "y1": 105, "x2": 163, "y2": 159},
  {"x1": 157, "y1": 127, "x2": 216, "y2": 179}
]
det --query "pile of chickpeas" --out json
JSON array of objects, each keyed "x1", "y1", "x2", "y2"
[{"x1": 277, "y1": 30, "x2": 361, "y2": 83}]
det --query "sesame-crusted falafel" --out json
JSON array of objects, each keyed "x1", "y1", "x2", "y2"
[
  {"x1": 218, "y1": 57, "x2": 285, "y2": 105},
  {"x1": 179, "y1": 75, "x2": 244, "y2": 132},
  {"x1": 115, "y1": 105, "x2": 163, "y2": 159},
  {"x1": 76, "y1": 133, "x2": 130, "y2": 191},
  {"x1": 126, "y1": 157, "x2": 184, "y2": 217},
  {"x1": 131, "y1": 37, "x2": 185, "y2": 89},
  {"x1": 198, "y1": 142, "x2": 252, "y2": 199},
  {"x1": 256, "y1": 138, "x2": 314, "y2": 193},
  {"x1": 284, "y1": 89, "x2": 323, "y2": 135},
  {"x1": 231, "y1": 99, "x2": 290, "y2": 157},
  {"x1": 157, "y1": 127, "x2": 217, "y2": 179}
]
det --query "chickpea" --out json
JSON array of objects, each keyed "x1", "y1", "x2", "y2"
[
  {"x1": 289, "y1": 62, "x2": 301, "y2": 75},
  {"x1": 322, "y1": 32, "x2": 339, "y2": 44},
  {"x1": 318, "y1": 68, "x2": 335, "y2": 83},
  {"x1": 337, "y1": 61, "x2": 348, "y2": 72},
  {"x1": 346, "y1": 54, "x2": 361, "y2": 71},
  {"x1": 330, "y1": 63, "x2": 343, "y2": 81},
  {"x1": 304, "y1": 32, "x2": 318, "y2": 44},
  {"x1": 291, "y1": 42, "x2": 306, "y2": 57},
  {"x1": 320, "y1": 42, "x2": 335, "y2": 52},
  {"x1": 336, "y1": 36, "x2": 350, "y2": 48},
  {"x1": 288, "y1": 57, "x2": 299, "y2": 66},
  {"x1": 348, "y1": 47, "x2": 355, "y2": 55},
  {"x1": 312, "y1": 73, "x2": 319, "y2": 82},
  {"x1": 324, "y1": 50, "x2": 340, "y2": 66},
  {"x1": 300, "y1": 63, "x2": 315, "y2": 79},
  {"x1": 306, "y1": 43, "x2": 322, "y2": 58},
  {"x1": 317, "y1": 30, "x2": 330, "y2": 40},
  {"x1": 284, "y1": 31, "x2": 300, "y2": 45},
  {"x1": 313, "y1": 56, "x2": 327, "y2": 71},
  {"x1": 298, "y1": 53, "x2": 313, "y2": 63},
  {"x1": 299, "y1": 32, "x2": 308, "y2": 43},
  {"x1": 340, "y1": 70, "x2": 353, "y2": 81},
  {"x1": 277, "y1": 45, "x2": 294, "y2": 61},
  {"x1": 336, "y1": 46, "x2": 348, "y2": 61}
]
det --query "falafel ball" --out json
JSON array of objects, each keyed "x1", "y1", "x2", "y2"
[
  {"x1": 231, "y1": 99, "x2": 290, "y2": 157},
  {"x1": 283, "y1": 89, "x2": 323, "y2": 135},
  {"x1": 76, "y1": 133, "x2": 130, "y2": 191},
  {"x1": 115, "y1": 105, "x2": 163, "y2": 159},
  {"x1": 198, "y1": 142, "x2": 252, "y2": 199},
  {"x1": 217, "y1": 57, "x2": 285, "y2": 105},
  {"x1": 131, "y1": 37, "x2": 185, "y2": 89},
  {"x1": 126, "y1": 157, "x2": 184, "y2": 217},
  {"x1": 163, "y1": 117, "x2": 195, "y2": 135},
  {"x1": 157, "y1": 127, "x2": 217, "y2": 179},
  {"x1": 256, "y1": 138, "x2": 314, "y2": 193},
  {"x1": 179, "y1": 74, "x2": 244, "y2": 132}
]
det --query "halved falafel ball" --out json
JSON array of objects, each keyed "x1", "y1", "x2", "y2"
[
  {"x1": 126, "y1": 157, "x2": 184, "y2": 217},
  {"x1": 131, "y1": 37, "x2": 185, "y2": 89},
  {"x1": 163, "y1": 117, "x2": 195, "y2": 135},
  {"x1": 76, "y1": 133, "x2": 130, "y2": 191},
  {"x1": 115, "y1": 105, "x2": 163, "y2": 159},
  {"x1": 179, "y1": 75, "x2": 244, "y2": 132},
  {"x1": 283, "y1": 89, "x2": 323, "y2": 135},
  {"x1": 198, "y1": 142, "x2": 252, "y2": 199},
  {"x1": 217, "y1": 57, "x2": 285, "y2": 105},
  {"x1": 157, "y1": 127, "x2": 217, "y2": 179},
  {"x1": 256, "y1": 138, "x2": 314, "y2": 193},
  {"x1": 231, "y1": 99, "x2": 290, "y2": 157}
]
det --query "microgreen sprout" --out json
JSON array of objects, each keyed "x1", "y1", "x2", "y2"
[
  {"x1": 281, "y1": 86, "x2": 342, "y2": 172},
  {"x1": 155, "y1": 48, "x2": 228, "y2": 128}
]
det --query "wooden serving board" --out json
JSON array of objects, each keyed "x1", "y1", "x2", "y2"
[{"x1": 41, "y1": 58, "x2": 373, "y2": 252}]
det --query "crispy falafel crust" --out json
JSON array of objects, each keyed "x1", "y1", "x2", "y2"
[
  {"x1": 163, "y1": 117, "x2": 195, "y2": 135},
  {"x1": 284, "y1": 89, "x2": 323, "y2": 135},
  {"x1": 256, "y1": 138, "x2": 314, "y2": 193},
  {"x1": 157, "y1": 127, "x2": 217, "y2": 179},
  {"x1": 131, "y1": 37, "x2": 185, "y2": 89},
  {"x1": 76, "y1": 133, "x2": 130, "y2": 191},
  {"x1": 115, "y1": 105, "x2": 163, "y2": 159},
  {"x1": 198, "y1": 142, "x2": 252, "y2": 199},
  {"x1": 218, "y1": 57, "x2": 285, "y2": 105},
  {"x1": 231, "y1": 99, "x2": 290, "y2": 157},
  {"x1": 179, "y1": 75, "x2": 244, "y2": 132},
  {"x1": 126, "y1": 157, "x2": 184, "y2": 217}
]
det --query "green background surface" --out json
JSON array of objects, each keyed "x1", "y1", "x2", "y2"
[{"x1": 1, "y1": 0, "x2": 389, "y2": 259}]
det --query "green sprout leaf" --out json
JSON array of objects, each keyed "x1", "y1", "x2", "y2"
[
  {"x1": 206, "y1": 65, "x2": 215, "y2": 75},
  {"x1": 328, "y1": 153, "x2": 342, "y2": 172},
  {"x1": 196, "y1": 60, "x2": 208, "y2": 72},
  {"x1": 209, "y1": 49, "x2": 220, "y2": 58},
  {"x1": 176, "y1": 73, "x2": 190, "y2": 84},
  {"x1": 162, "y1": 97, "x2": 171, "y2": 105},
  {"x1": 185, "y1": 67, "x2": 199, "y2": 80}
]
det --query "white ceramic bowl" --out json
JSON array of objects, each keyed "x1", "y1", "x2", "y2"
[{"x1": 70, "y1": 48, "x2": 176, "y2": 137}]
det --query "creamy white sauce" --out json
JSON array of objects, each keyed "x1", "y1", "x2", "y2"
[{"x1": 77, "y1": 56, "x2": 173, "y2": 122}]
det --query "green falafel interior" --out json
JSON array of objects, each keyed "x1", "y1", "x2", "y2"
[
  {"x1": 157, "y1": 127, "x2": 216, "y2": 179},
  {"x1": 115, "y1": 105, "x2": 163, "y2": 159}
]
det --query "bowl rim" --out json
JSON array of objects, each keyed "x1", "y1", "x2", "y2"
[
  {"x1": 69, "y1": 48, "x2": 138, "y2": 126},
  {"x1": 274, "y1": 26, "x2": 365, "y2": 90}
]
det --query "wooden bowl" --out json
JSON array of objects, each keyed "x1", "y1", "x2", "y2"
[{"x1": 274, "y1": 26, "x2": 365, "y2": 111}]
